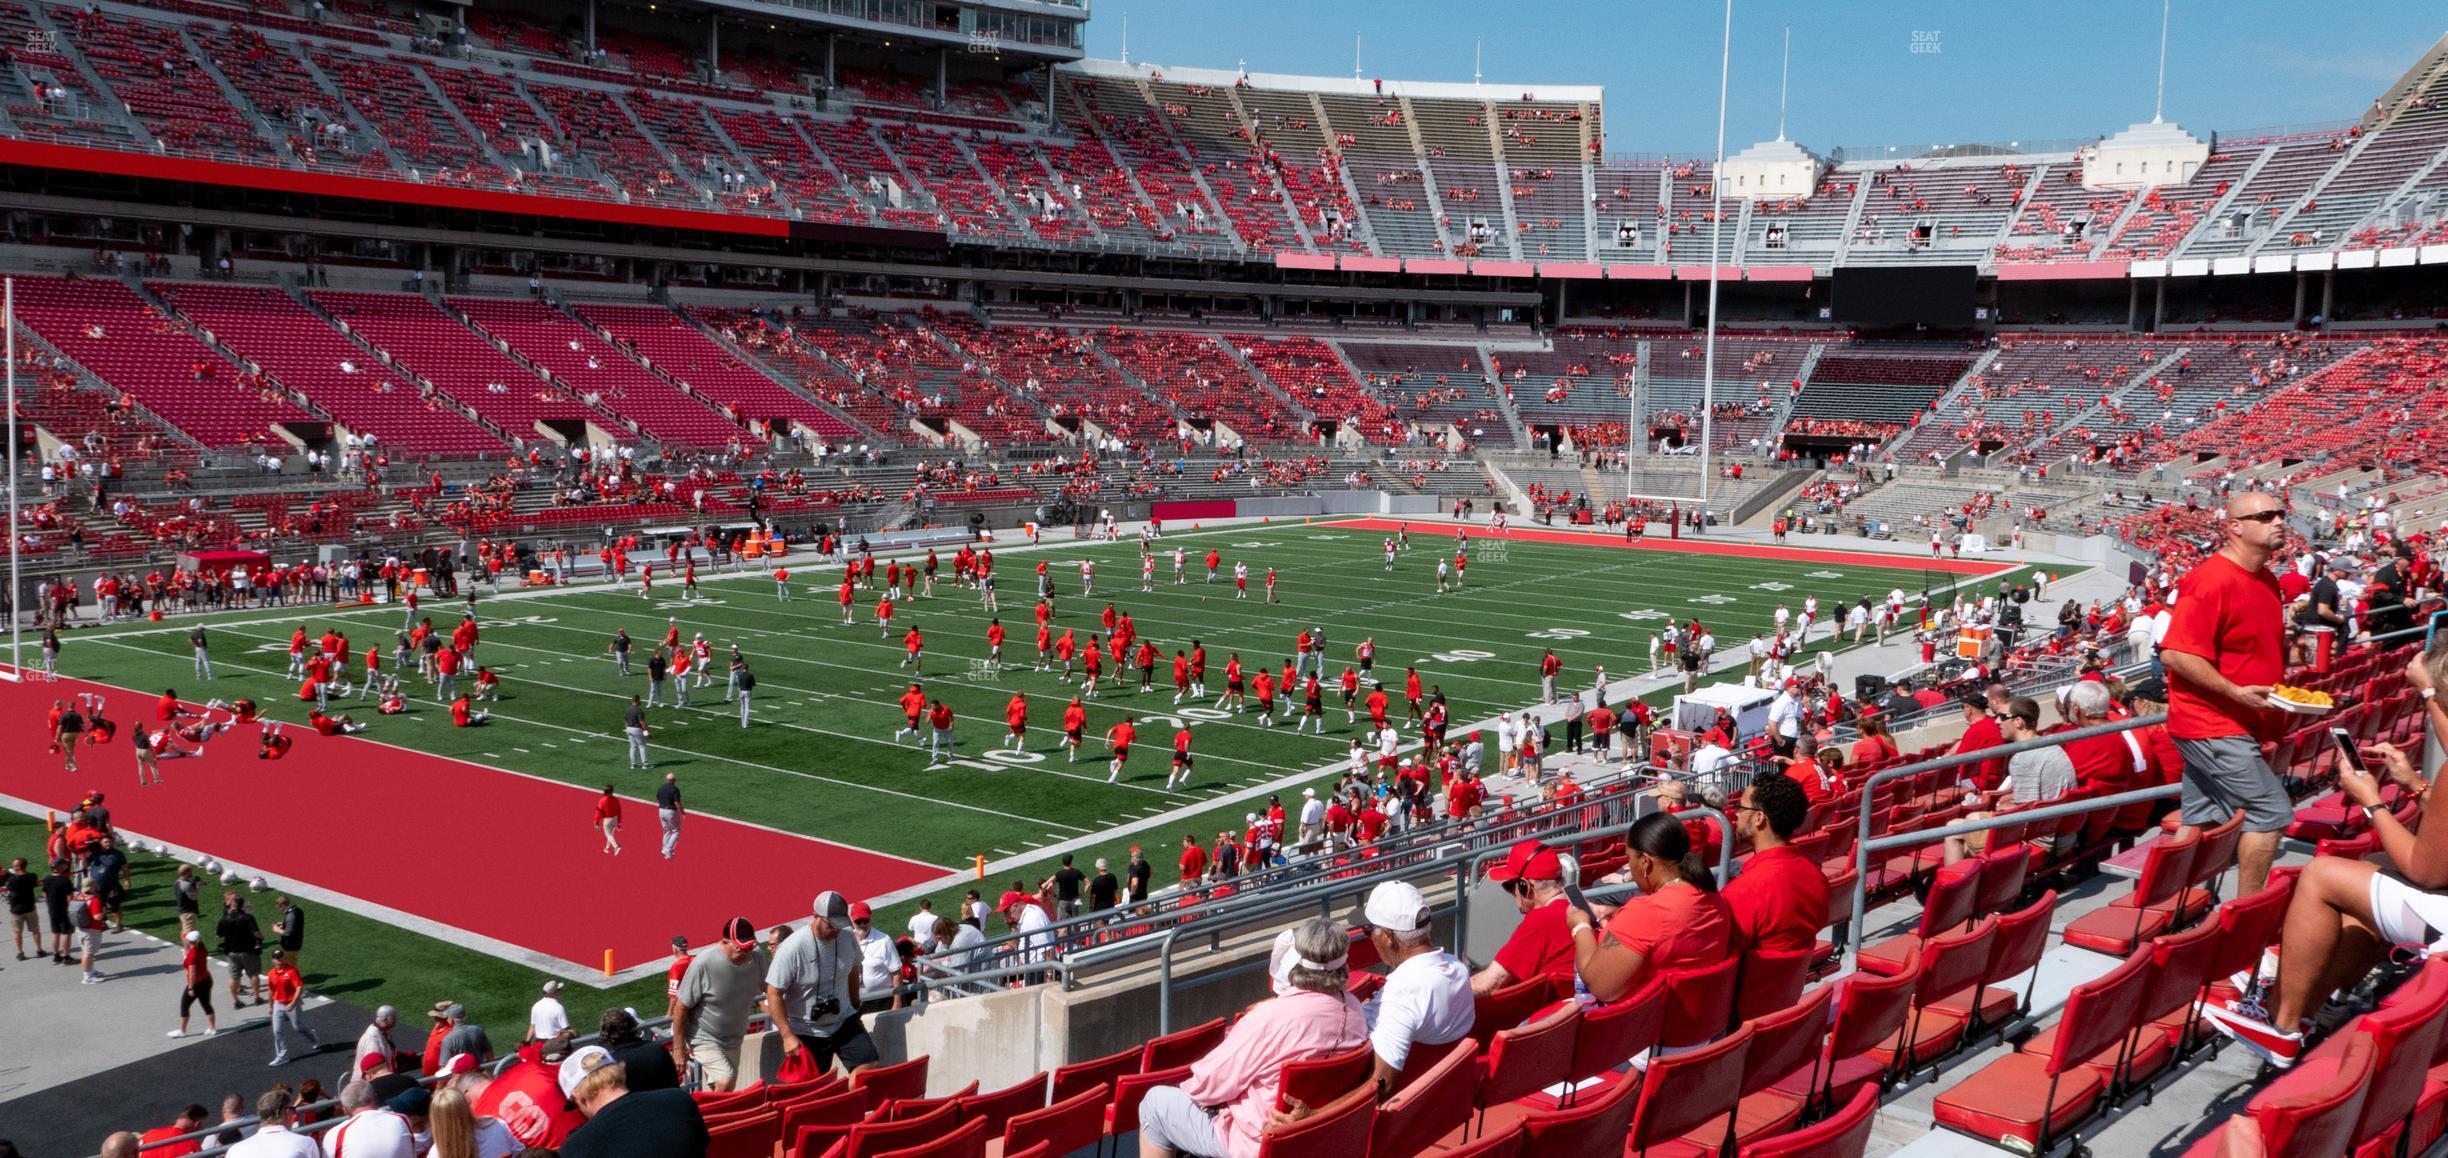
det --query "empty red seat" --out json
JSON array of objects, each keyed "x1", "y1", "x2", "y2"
[
  {"x1": 2064, "y1": 830, "x2": 2200, "y2": 956},
  {"x1": 1932, "y1": 949, "x2": 2154, "y2": 1152},
  {"x1": 1140, "y1": 1017, "x2": 1229, "y2": 1072},
  {"x1": 2186, "y1": 1034, "x2": 2375, "y2": 1158},
  {"x1": 1628, "y1": 1021, "x2": 1754, "y2": 1157},
  {"x1": 1740, "y1": 1085, "x2": 1881, "y2": 1158},
  {"x1": 1366, "y1": 1037, "x2": 1480, "y2": 1158}
]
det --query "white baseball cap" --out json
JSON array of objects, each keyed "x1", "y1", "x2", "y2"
[
  {"x1": 557, "y1": 1045, "x2": 615, "y2": 1099},
  {"x1": 1354, "y1": 881, "x2": 1430, "y2": 934}
]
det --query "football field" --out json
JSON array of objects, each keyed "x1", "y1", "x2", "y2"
[{"x1": 7, "y1": 517, "x2": 2025, "y2": 984}]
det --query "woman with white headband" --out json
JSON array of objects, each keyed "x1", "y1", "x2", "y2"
[{"x1": 1137, "y1": 917, "x2": 1366, "y2": 1157}]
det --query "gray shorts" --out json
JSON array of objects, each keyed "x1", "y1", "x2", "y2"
[
  {"x1": 2175, "y1": 735, "x2": 2292, "y2": 834},
  {"x1": 228, "y1": 950, "x2": 263, "y2": 979},
  {"x1": 1136, "y1": 1086, "x2": 1229, "y2": 1158}
]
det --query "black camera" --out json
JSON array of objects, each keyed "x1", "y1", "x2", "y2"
[{"x1": 809, "y1": 995, "x2": 840, "y2": 1018}]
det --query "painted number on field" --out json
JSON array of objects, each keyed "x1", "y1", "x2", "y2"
[
  {"x1": 1231, "y1": 541, "x2": 1282, "y2": 549},
  {"x1": 1526, "y1": 628, "x2": 1591, "y2": 641},
  {"x1": 1804, "y1": 570, "x2": 1847, "y2": 579},
  {"x1": 1306, "y1": 534, "x2": 1349, "y2": 541},
  {"x1": 1618, "y1": 609, "x2": 1669, "y2": 622},
  {"x1": 653, "y1": 598, "x2": 725, "y2": 609},
  {"x1": 1689, "y1": 594, "x2": 1738, "y2": 605},
  {"x1": 979, "y1": 749, "x2": 1043, "y2": 765},
  {"x1": 1427, "y1": 648, "x2": 1496, "y2": 664},
  {"x1": 1750, "y1": 582, "x2": 1794, "y2": 592}
]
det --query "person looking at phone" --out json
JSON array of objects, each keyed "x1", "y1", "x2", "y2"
[
  {"x1": 1469, "y1": 840, "x2": 1579, "y2": 995},
  {"x1": 2204, "y1": 646, "x2": 2448, "y2": 1069},
  {"x1": 1563, "y1": 812, "x2": 1734, "y2": 1005}
]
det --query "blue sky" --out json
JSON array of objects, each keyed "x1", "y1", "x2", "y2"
[{"x1": 1080, "y1": 1, "x2": 2446, "y2": 156}]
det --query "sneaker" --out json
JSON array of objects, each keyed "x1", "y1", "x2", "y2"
[
  {"x1": 269, "y1": 1058, "x2": 287, "y2": 1068},
  {"x1": 167, "y1": 1029, "x2": 186, "y2": 1038},
  {"x1": 2200, "y1": 1000, "x2": 2306, "y2": 1069},
  {"x1": 203, "y1": 1029, "x2": 218, "y2": 1038}
]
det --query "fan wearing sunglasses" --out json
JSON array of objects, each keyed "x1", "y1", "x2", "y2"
[
  {"x1": 1469, "y1": 840, "x2": 1577, "y2": 996},
  {"x1": 2159, "y1": 491, "x2": 2292, "y2": 899}
]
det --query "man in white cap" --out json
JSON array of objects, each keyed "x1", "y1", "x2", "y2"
[
  {"x1": 1297, "y1": 788, "x2": 1326, "y2": 853},
  {"x1": 1352, "y1": 880, "x2": 1472, "y2": 1096},
  {"x1": 558, "y1": 1044, "x2": 707, "y2": 1158},
  {"x1": 529, "y1": 978, "x2": 570, "y2": 1043},
  {"x1": 763, "y1": 890, "x2": 878, "y2": 1077}
]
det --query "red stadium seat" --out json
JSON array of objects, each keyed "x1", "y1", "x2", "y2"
[
  {"x1": 998, "y1": 1081, "x2": 1107, "y2": 1158},
  {"x1": 1253, "y1": 1085, "x2": 1375, "y2": 1158},
  {"x1": 955, "y1": 1073, "x2": 1048, "y2": 1139},
  {"x1": 1931, "y1": 949, "x2": 2152, "y2": 1152},
  {"x1": 1367, "y1": 1038, "x2": 1481, "y2": 1158},
  {"x1": 2186, "y1": 1035, "x2": 2375, "y2": 1158},
  {"x1": 1628, "y1": 1021, "x2": 1753, "y2": 1157},
  {"x1": 1139, "y1": 1018, "x2": 1228, "y2": 1072},
  {"x1": 1518, "y1": 1060, "x2": 1642, "y2": 1158},
  {"x1": 872, "y1": 1116, "x2": 987, "y2": 1158},
  {"x1": 1657, "y1": 955, "x2": 1742, "y2": 1049},
  {"x1": 1048, "y1": 1047, "x2": 1135, "y2": 1104},
  {"x1": 1272, "y1": 1042, "x2": 1375, "y2": 1111},
  {"x1": 1774, "y1": 946, "x2": 1920, "y2": 1117},
  {"x1": 1737, "y1": 1085, "x2": 1881, "y2": 1158},
  {"x1": 850, "y1": 1055, "x2": 931, "y2": 1110},
  {"x1": 2064, "y1": 830, "x2": 2199, "y2": 956}
]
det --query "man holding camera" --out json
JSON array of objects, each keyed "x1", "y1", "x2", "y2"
[{"x1": 763, "y1": 891, "x2": 877, "y2": 1078}]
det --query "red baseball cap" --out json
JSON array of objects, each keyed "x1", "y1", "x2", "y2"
[
  {"x1": 1487, "y1": 839, "x2": 1563, "y2": 884},
  {"x1": 998, "y1": 891, "x2": 1029, "y2": 910},
  {"x1": 847, "y1": 902, "x2": 872, "y2": 921}
]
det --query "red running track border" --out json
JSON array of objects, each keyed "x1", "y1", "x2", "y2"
[
  {"x1": 0, "y1": 676, "x2": 947, "y2": 972},
  {"x1": 1323, "y1": 518, "x2": 2024, "y2": 576}
]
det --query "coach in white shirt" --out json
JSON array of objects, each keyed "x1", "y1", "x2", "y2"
[
  {"x1": 319, "y1": 1082, "x2": 414, "y2": 1158},
  {"x1": 1766, "y1": 681, "x2": 1804, "y2": 756},
  {"x1": 1353, "y1": 881, "x2": 1473, "y2": 1097},
  {"x1": 528, "y1": 979, "x2": 569, "y2": 1042},
  {"x1": 1298, "y1": 788, "x2": 1327, "y2": 851}
]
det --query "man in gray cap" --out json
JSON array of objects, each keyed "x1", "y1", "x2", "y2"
[
  {"x1": 763, "y1": 890, "x2": 878, "y2": 1077},
  {"x1": 437, "y1": 1001, "x2": 491, "y2": 1067}
]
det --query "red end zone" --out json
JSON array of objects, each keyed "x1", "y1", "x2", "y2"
[
  {"x1": 1, "y1": 676, "x2": 946, "y2": 972},
  {"x1": 1328, "y1": 518, "x2": 2024, "y2": 576}
]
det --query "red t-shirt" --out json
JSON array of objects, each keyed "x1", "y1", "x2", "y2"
[
  {"x1": 476, "y1": 1058, "x2": 585, "y2": 1149},
  {"x1": 139, "y1": 1127, "x2": 201, "y2": 1158},
  {"x1": 1179, "y1": 845, "x2": 1207, "y2": 880},
  {"x1": 1722, "y1": 845, "x2": 1830, "y2": 955},
  {"x1": 2161, "y1": 552, "x2": 2285, "y2": 742},
  {"x1": 1602, "y1": 881, "x2": 1734, "y2": 980},
  {"x1": 1954, "y1": 717, "x2": 2009, "y2": 791},
  {"x1": 1494, "y1": 897, "x2": 1579, "y2": 987}
]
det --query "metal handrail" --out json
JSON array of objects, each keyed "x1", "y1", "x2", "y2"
[
  {"x1": 1842, "y1": 712, "x2": 2169, "y2": 974},
  {"x1": 1843, "y1": 782, "x2": 2183, "y2": 973}
]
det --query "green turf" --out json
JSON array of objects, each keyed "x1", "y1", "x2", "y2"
[{"x1": 22, "y1": 520, "x2": 2041, "y2": 1017}]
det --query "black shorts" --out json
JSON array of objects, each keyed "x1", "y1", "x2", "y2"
[
  {"x1": 1227, "y1": 678, "x2": 1244, "y2": 692},
  {"x1": 1173, "y1": 753, "x2": 1192, "y2": 768},
  {"x1": 797, "y1": 1016, "x2": 880, "y2": 1074}
]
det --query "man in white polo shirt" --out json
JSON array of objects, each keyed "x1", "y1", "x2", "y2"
[
  {"x1": 529, "y1": 979, "x2": 570, "y2": 1044},
  {"x1": 1352, "y1": 881, "x2": 1473, "y2": 1097},
  {"x1": 1298, "y1": 788, "x2": 1327, "y2": 852}
]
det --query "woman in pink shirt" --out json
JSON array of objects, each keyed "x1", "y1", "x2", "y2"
[{"x1": 1137, "y1": 918, "x2": 1368, "y2": 1157}]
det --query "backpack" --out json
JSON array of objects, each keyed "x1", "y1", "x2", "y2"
[{"x1": 70, "y1": 901, "x2": 94, "y2": 930}]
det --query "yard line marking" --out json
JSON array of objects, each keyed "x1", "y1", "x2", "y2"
[{"x1": 81, "y1": 636, "x2": 1092, "y2": 835}]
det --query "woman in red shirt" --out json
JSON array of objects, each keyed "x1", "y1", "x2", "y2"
[
  {"x1": 1567, "y1": 812, "x2": 1735, "y2": 1003},
  {"x1": 1850, "y1": 713, "x2": 1900, "y2": 767}
]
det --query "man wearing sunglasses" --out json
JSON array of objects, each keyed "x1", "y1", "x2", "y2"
[
  {"x1": 1469, "y1": 841, "x2": 1577, "y2": 996},
  {"x1": 2160, "y1": 492, "x2": 2292, "y2": 897}
]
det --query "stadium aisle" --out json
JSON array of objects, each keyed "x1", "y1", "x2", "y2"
[{"x1": 0, "y1": 923, "x2": 355, "y2": 1154}]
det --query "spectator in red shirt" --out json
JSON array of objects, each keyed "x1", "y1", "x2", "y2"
[
  {"x1": 1951, "y1": 684, "x2": 2012, "y2": 791},
  {"x1": 1178, "y1": 833, "x2": 1207, "y2": 883},
  {"x1": 1722, "y1": 771, "x2": 1830, "y2": 955},
  {"x1": 1850, "y1": 712, "x2": 1899, "y2": 767},
  {"x1": 137, "y1": 1104, "x2": 209, "y2": 1157},
  {"x1": 1567, "y1": 812, "x2": 1735, "y2": 1004},
  {"x1": 2160, "y1": 491, "x2": 2293, "y2": 896},
  {"x1": 1471, "y1": 840, "x2": 1578, "y2": 995}
]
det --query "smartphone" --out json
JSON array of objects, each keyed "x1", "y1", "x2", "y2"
[
  {"x1": 1555, "y1": 852, "x2": 1596, "y2": 918},
  {"x1": 2331, "y1": 727, "x2": 2370, "y2": 775}
]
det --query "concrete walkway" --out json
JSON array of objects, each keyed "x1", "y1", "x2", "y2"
[{"x1": 0, "y1": 917, "x2": 354, "y2": 1156}]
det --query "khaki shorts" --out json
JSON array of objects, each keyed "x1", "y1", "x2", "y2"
[{"x1": 691, "y1": 1038, "x2": 743, "y2": 1087}]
